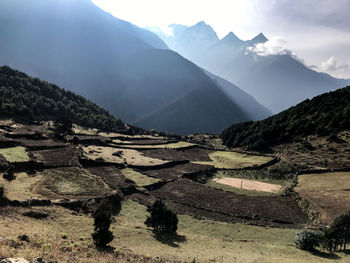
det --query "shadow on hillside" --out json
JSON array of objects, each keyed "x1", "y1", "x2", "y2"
[
  {"x1": 96, "y1": 245, "x2": 115, "y2": 252},
  {"x1": 311, "y1": 250, "x2": 341, "y2": 260},
  {"x1": 343, "y1": 249, "x2": 350, "y2": 255},
  {"x1": 153, "y1": 232, "x2": 187, "y2": 247}
]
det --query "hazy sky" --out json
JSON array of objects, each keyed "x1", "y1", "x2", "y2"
[{"x1": 92, "y1": 0, "x2": 350, "y2": 79}]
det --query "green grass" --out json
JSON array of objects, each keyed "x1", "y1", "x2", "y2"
[
  {"x1": 192, "y1": 151, "x2": 273, "y2": 169},
  {"x1": 121, "y1": 168, "x2": 160, "y2": 187},
  {"x1": 296, "y1": 172, "x2": 350, "y2": 191},
  {"x1": 115, "y1": 199, "x2": 350, "y2": 263},
  {"x1": 0, "y1": 146, "x2": 30, "y2": 162},
  {"x1": 41, "y1": 167, "x2": 110, "y2": 196},
  {"x1": 72, "y1": 125, "x2": 98, "y2": 135}
]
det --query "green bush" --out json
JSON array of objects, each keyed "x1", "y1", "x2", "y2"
[
  {"x1": 92, "y1": 200, "x2": 114, "y2": 248},
  {"x1": 0, "y1": 186, "x2": 8, "y2": 206},
  {"x1": 145, "y1": 200, "x2": 178, "y2": 233},
  {"x1": 294, "y1": 229, "x2": 322, "y2": 251},
  {"x1": 322, "y1": 211, "x2": 350, "y2": 253},
  {"x1": 3, "y1": 165, "x2": 15, "y2": 181}
]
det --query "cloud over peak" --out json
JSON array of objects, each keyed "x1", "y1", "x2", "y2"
[{"x1": 246, "y1": 37, "x2": 304, "y2": 64}]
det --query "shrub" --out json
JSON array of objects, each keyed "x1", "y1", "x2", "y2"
[
  {"x1": 0, "y1": 186, "x2": 8, "y2": 206},
  {"x1": 322, "y1": 211, "x2": 350, "y2": 253},
  {"x1": 145, "y1": 200, "x2": 178, "y2": 233},
  {"x1": 3, "y1": 165, "x2": 15, "y2": 181},
  {"x1": 294, "y1": 229, "x2": 322, "y2": 251},
  {"x1": 92, "y1": 200, "x2": 114, "y2": 248}
]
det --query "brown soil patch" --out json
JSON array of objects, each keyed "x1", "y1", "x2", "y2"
[
  {"x1": 113, "y1": 139, "x2": 174, "y2": 145},
  {"x1": 88, "y1": 166, "x2": 131, "y2": 190},
  {"x1": 14, "y1": 138, "x2": 65, "y2": 149},
  {"x1": 213, "y1": 178, "x2": 282, "y2": 193},
  {"x1": 141, "y1": 146, "x2": 213, "y2": 162},
  {"x1": 31, "y1": 147, "x2": 79, "y2": 167},
  {"x1": 142, "y1": 163, "x2": 214, "y2": 181},
  {"x1": 149, "y1": 179, "x2": 308, "y2": 227}
]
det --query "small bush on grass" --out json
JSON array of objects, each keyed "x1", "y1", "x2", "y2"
[
  {"x1": 92, "y1": 200, "x2": 114, "y2": 248},
  {"x1": 322, "y1": 211, "x2": 350, "y2": 253},
  {"x1": 3, "y1": 165, "x2": 15, "y2": 181},
  {"x1": 294, "y1": 229, "x2": 322, "y2": 251},
  {"x1": 145, "y1": 199, "x2": 178, "y2": 234},
  {"x1": 0, "y1": 186, "x2": 8, "y2": 206}
]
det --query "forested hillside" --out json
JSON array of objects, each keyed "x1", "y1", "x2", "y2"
[
  {"x1": 221, "y1": 86, "x2": 350, "y2": 149},
  {"x1": 0, "y1": 66, "x2": 123, "y2": 130}
]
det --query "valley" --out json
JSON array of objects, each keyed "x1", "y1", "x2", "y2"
[
  {"x1": 0, "y1": 117, "x2": 349, "y2": 262},
  {"x1": 0, "y1": 0, "x2": 349, "y2": 262}
]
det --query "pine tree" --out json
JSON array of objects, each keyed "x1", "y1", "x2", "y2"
[
  {"x1": 92, "y1": 200, "x2": 114, "y2": 248},
  {"x1": 145, "y1": 200, "x2": 178, "y2": 233}
]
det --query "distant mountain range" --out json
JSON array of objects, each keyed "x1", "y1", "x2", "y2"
[
  {"x1": 150, "y1": 22, "x2": 350, "y2": 113},
  {"x1": 0, "y1": 0, "x2": 270, "y2": 135}
]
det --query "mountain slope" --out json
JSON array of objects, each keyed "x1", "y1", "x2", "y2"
[
  {"x1": 152, "y1": 23, "x2": 349, "y2": 113},
  {"x1": 0, "y1": 0, "x2": 262, "y2": 134},
  {"x1": 204, "y1": 71, "x2": 271, "y2": 121},
  {"x1": 0, "y1": 66, "x2": 123, "y2": 130},
  {"x1": 221, "y1": 86, "x2": 350, "y2": 149}
]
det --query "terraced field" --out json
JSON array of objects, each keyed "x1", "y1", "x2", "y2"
[
  {"x1": 0, "y1": 146, "x2": 31, "y2": 162},
  {"x1": 2, "y1": 120, "x2": 345, "y2": 262},
  {"x1": 192, "y1": 150, "x2": 274, "y2": 169},
  {"x1": 295, "y1": 171, "x2": 350, "y2": 224}
]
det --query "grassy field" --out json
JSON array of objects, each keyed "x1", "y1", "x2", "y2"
[
  {"x1": 295, "y1": 172, "x2": 350, "y2": 224},
  {"x1": 121, "y1": 142, "x2": 195, "y2": 149},
  {"x1": 83, "y1": 146, "x2": 167, "y2": 166},
  {"x1": 0, "y1": 146, "x2": 31, "y2": 162},
  {"x1": 0, "y1": 172, "x2": 44, "y2": 201},
  {"x1": 1, "y1": 200, "x2": 349, "y2": 263},
  {"x1": 121, "y1": 168, "x2": 160, "y2": 187},
  {"x1": 38, "y1": 168, "x2": 111, "y2": 198},
  {"x1": 72, "y1": 125, "x2": 98, "y2": 135},
  {"x1": 114, "y1": 200, "x2": 350, "y2": 262},
  {"x1": 192, "y1": 151, "x2": 274, "y2": 169},
  {"x1": 0, "y1": 168, "x2": 111, "y2": 201}
]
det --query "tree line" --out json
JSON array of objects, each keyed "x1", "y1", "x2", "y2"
[
  {"x1": 0, "y1": 66, "x2": 123, "y2": 131},
  {"x1": 221, "y1": 86, "x2": 350, "y2": 150}
]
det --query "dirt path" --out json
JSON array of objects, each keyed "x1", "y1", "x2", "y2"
[{"x1": 213, "y1": 177, "x2": 281, "y2": 193}]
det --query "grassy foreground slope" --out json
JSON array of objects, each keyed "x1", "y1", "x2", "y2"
[
  {"x1": 0, "y1": 66, "x2": 123, "y2": 131},
  {"x1": 1, "y1": 200, "x2": 349, "y2": 263},
  {"x1": 221, "y1": 86, "x2": 350, "y2": 149}
]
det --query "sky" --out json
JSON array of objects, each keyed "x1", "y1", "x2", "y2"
[{"x1": 92, "y1": 0, "x2": 350, "y2": 79}]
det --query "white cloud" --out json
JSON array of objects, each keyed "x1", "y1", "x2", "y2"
[
  {"x1": 311, "y1": 56, "x2": 350, "y2": 79},
  {"x1": 246, "y1": 37, "x2": 304, "y2": 64}
]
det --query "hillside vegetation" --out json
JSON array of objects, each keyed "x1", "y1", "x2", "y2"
[
  {"x1": 0, "y1": 66, "x2": 123, "y2": 130},
  {"x1": 221, "y1": 86, "x2": 350, "y2": 149}
]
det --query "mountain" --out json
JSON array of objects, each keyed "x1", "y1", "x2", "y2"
[
  {"x1": 151, "y1": 23, "x2": 350, "y2": 113},
  {"x1": 0, "y1": 66, "x2": 123, "y2": 131},
  {"x1": 204, "y1": 71, "x2": 271, "y2": 120},
  {"x1": 0, "y1": 0, "x2": 269, "y2": 135},
  {"x1": 221, "y1": 86, "x2": 350, "y2": 149}
]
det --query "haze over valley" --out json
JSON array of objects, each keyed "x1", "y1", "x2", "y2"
[{"x1": 0, "y1": 1, "x2": 349, "y2": 262}]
